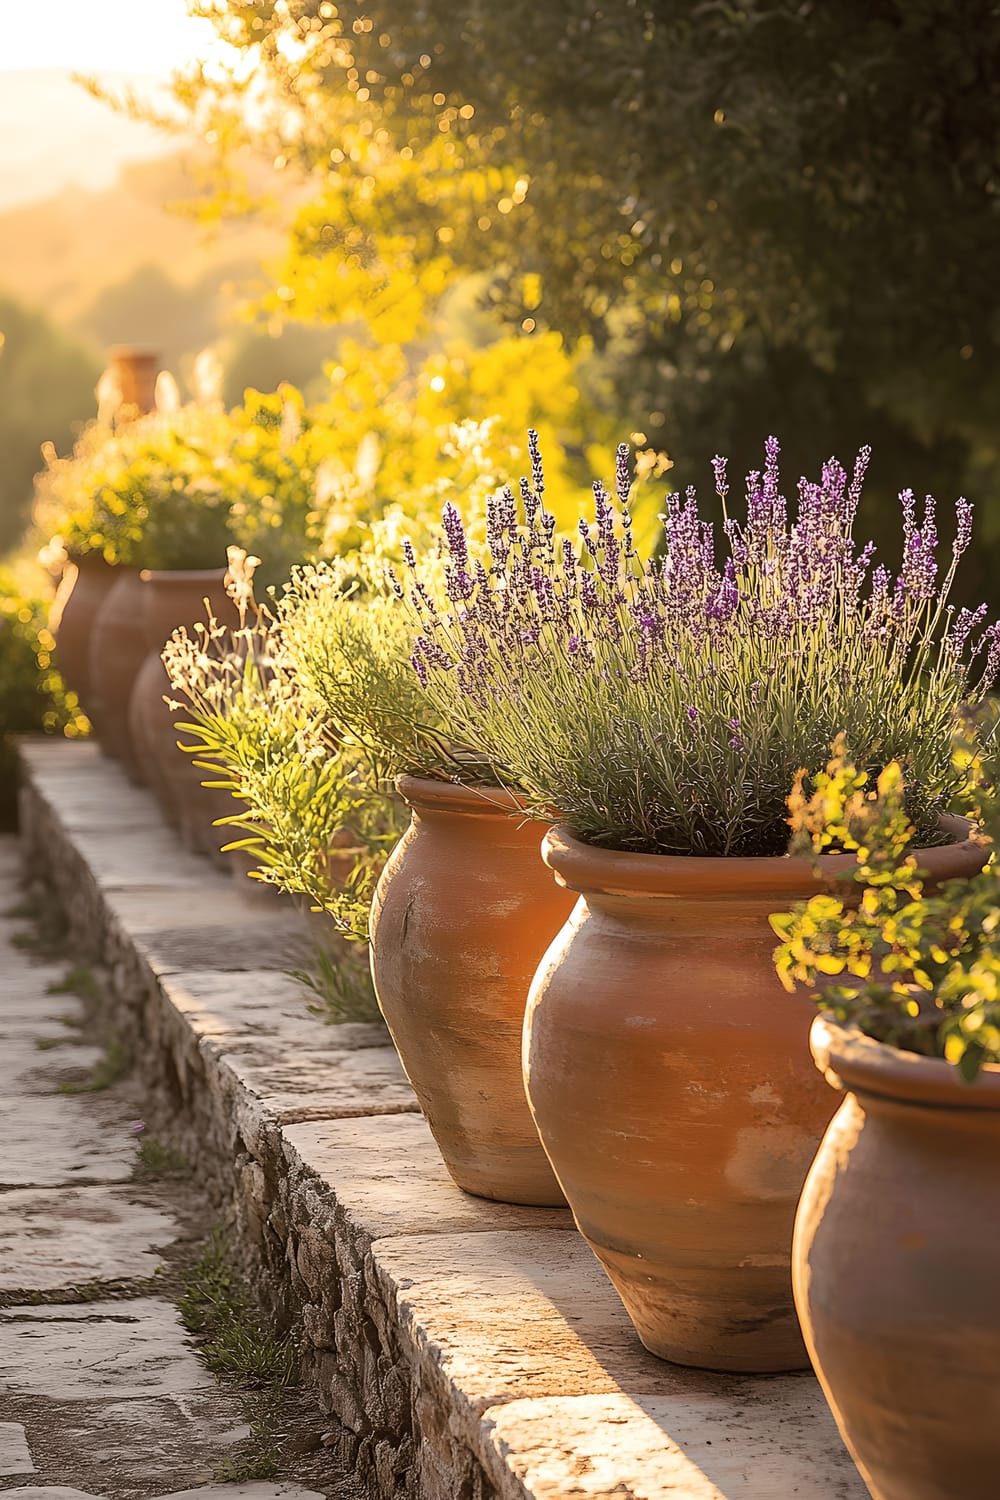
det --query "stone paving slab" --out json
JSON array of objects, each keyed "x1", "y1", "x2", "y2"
[
  {"x1": 0, "y1": 1298, "x2": 210, "y2": 1401},
  {"x1": 215, "y1": 1040, "x2": 418, "y2": 1129},
  {"x1": 0, "y1": 1094, "x2": 138, "y2": 1188},
  {"x1": 17, "y1": 741, "x2": 866, "y2": 1500},
  {"x1": 0, "y1": 977, "x2": 86, "y2": 1029},
  {"x1": 160, "y1": 971, "x2": 386, "y2": 1047},
  {"x1": 281, "y1": 1115, "x2": 573, "y2": 1240},
  {"x1": 0, "y1": 1420, "x2": 35, "y2": 1476},
  {"x1": 480, "y1": 1390, "x2": 864, "y2": 1499},
  {"x1": 156, "y1": 1488, "x2": 326, "y2": 1500},
  {"x1": 378, "y1": 1229, "x2": 679, "y2": 1413},
  {"x1": 0, "y1": 1488, "x2": 105, "y2": 1499},
  {"x1": 2, "y1": 1035, "x2": 105, "y2": 1095},
  {"x1": 0, "y1": 1187, "x2": 177, "y2": 1293},
  {"x1": 4, "y1": 1390, "x2": 252, "y2": 1495}
]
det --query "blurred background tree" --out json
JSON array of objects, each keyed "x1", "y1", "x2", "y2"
[
  {"x1": 158, "y1": 0, "x2": 1000, "y2": 596},
  {"x1": 0, "y1": 298, "x2": 99, "y2": 554}
]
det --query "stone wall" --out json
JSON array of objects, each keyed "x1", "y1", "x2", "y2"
[{"x1": 18, "y1": 740, "x2": 869, "y2": 1500}]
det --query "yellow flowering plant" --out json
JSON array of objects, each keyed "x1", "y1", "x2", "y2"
[{"x1": 772, "y1": 729, "x2": 1000, "y2": 1080}]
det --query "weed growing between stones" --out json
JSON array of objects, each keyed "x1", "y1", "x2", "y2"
[
  {"x1": 57, "y1": 1037, "x2": 129, "y2": 1094},
  {"x1": 7, "y1": 893, "x2": 68, "y2": 957},
  {"x1": 289, "y1": 942, "x2": 384, "y2": 1026},
  {"x1": 46, "y1": 963, "x2": 99, "y2": 1000},
  {"x1": 180, "y1": 1227, "x2": 302, "y2": 1481},
  {"x1": 134, "y1": 1135, "x2": 191, "y2": 1179},
  {"x1": 2, "y1": 899, "x2": 34, "y2": 920},
  {"x1": 181, "y1": 1228, "x2": 299, "y2": 1386}
]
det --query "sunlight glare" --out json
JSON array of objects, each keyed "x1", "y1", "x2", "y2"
[{"x1": 0, "y1": 0, "x2": 230, "y2": 77}]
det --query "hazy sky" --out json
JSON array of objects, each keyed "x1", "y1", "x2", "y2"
[{"x1": 1, "y1": 0, "x2": 224, "y2": 77}]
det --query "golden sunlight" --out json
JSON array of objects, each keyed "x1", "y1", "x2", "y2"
[{"x1": 1, "y1": 0, "x2": 223, "y2": 76}]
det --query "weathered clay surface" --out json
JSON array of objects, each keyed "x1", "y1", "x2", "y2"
[
  {"x1": 370, "y1": 777, "x2": 571, "y2": 1207},
  {"x1": 17, "y1": 741, "x2": 868, "y2": 1500},
  {"x1": 0, "y1": 1187, "x2": 176, "y2": 1293}
]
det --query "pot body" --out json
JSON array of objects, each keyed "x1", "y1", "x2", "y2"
[
  {"x1": 49, "y1": 553, "x2": 117, "y2": 712},
  {"x1": 127, "y1": 569, "x2": 234, "y2": 850},
  {"x1": 369, "y1": 776, "x2": 574, "y2": 1206},
  {"x1": 794, "y1": 1019, "x2": 1000, "y2": 1500},
  {"x1": 524, "y1": 822, "x2": 987, "y2": 1372},
  {"x1": 86, "y1": 569, "x2": 146, "y2": 775}
]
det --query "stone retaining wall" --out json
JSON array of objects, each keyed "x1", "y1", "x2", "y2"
[{"x1": 17, "y1": 739, "x2": 868, "y2": 1500}]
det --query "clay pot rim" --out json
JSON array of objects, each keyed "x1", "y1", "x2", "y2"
[
  {"x1": 64, "y1": 550, "x2": 117, "y2": 570},
  {"x1": 541, "y1": 814, "x2": 985, "y2": 899},
  {"x1": 810, "y1": 1014, "x2": 1000, "y2": 1109},
  {"x1": 396, "y1": 773, "x2": 532, "y2": 818}
]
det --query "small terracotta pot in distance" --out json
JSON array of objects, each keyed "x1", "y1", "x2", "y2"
[
  {"x1": 794, "y1": 1017, "x2": 1000, "y2": 1500},
  {"x1": 523, "y1": 817, "x2": 987, "y2": 1372},
  {"x1": 369, "y1": 775, "x2": 574, "y2": 1207}
]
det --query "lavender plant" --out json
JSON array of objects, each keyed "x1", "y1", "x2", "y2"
[
  {"x1": 161, "y1": 560, "x2": 405, "y2": 942},
  {"x1": 398, "y1": 434, "x2": 1000, "y2": 856}
]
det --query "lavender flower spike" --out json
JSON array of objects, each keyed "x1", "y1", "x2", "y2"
[
  {"x1": 441, "y1": 501, "x2": 469, "y2": 570},
  {"x1": 528, "y1": 428, "x2": 545, "y2": 498},
  {"x1": 711, "y1": 453, "x2": 729, "y2": 501},
  {"x1": 616, "y1": 442, "x2": 632, "y2": 506}
]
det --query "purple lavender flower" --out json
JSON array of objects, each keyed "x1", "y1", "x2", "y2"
[
  {"x1": 528, "y1": 427, "x2": 545, "y2": 498},
  {"x1": 616, "y1": 443, "x2": 631, "y2": 506},
  {"x1": 954, "y1": 497, "x2": 974, "y2": 558},
  {"x1": 950, "y1": 603, "x2": 988, "y2": 658},
  {"x1": 711, "y1": 454, "x2": 729, "y2": 502}
]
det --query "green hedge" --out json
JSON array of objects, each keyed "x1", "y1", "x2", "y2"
[{"x1": 0, "y1": 570, "x2": 86, "y2": 828}]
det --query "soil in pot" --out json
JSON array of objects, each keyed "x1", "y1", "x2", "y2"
[
  {"x1": 793, "y1": 1017, "x2": 1000, "y2": 1500},
  {"x1": 369, "y1": 775, "x2": 574, "y2": 1207},
  {"x1": 523, "y1": 819, "x2": 987, "y2": 1372}
]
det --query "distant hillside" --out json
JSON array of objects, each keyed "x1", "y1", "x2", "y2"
[
  {"x1": 0, "y1": 143, "x2": 298, "y2": 338},
  {"x1": 0, "y1": 70, "x2": 179, "y2": 211}
]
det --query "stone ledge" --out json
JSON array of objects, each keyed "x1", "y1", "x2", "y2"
[{"x1": 16, "y1": 740, "x2": 867, "y2": 1500}]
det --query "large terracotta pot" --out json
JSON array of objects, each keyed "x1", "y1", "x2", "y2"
[
  {"x1": 48, "y1": 553, "x2": 118, "y2": 711},
  {"x1": 86, "y1": 568, "x2": 146, "y2": 774},
  {"x1": 523, "y1": 819, "x2": 986, "y2": 1372},
  {"x1": 127, "y1": 569, "x2": 235, "y2": 851},
  {"x1": 794, "y1": 1018, "x2": 1000, "y2": 1500},
  {"x1": 369, "y1": 775, "x2": 575, "y2": 1206}
]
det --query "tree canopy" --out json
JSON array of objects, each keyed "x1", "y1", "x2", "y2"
[
  {"x1": 0, "y1": 296, "x2": 100, "y2": 554},
  {"x1": 165, "y1": 0, "x2": 1000, "y2": 592}
]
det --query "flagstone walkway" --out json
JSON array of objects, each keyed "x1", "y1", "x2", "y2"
[{"x1": 0, "y1": 836, "x2": 351, "y2": 1500}]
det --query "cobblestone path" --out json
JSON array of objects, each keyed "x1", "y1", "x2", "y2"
[{"x1": 0, "y1": 836, "x2": 356, "y2": 1499}]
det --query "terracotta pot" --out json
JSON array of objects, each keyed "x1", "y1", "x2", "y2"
[
  {"x1": 524, "y1": 818, "x2": 986, "y2": 1372},
  {"x1": 794, "y1": 1018, "x2": 1000, "y2": 1500},
  {"x1": 48, "y1": 553, "x2": 118, "y2": 711},
  {"x1": 127, "y1": 569, "x2": 236, "y2": 850},
  {"x1": 369, "y1": 775, "x2": 575, "y2": 1206},
  {"x1": 86, "y1": 569, "x2": 146, "y2": 775}
]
